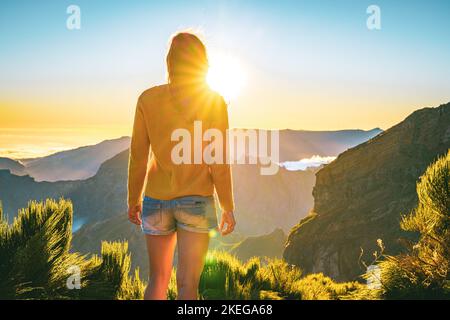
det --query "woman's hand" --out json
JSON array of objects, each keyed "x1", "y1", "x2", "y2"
[
  {"x1": 218, "y1": 211, "x2": 236, "y2": 236},
  {"x1": 128, "y1": 204, "x2": 142, "y2": 225}
]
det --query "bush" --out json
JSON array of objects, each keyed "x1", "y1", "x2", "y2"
[
  {"x1": 294, "y1": 273, "x2": 363, "y2": 300},
  {"x1": 371, "y1": 151, "x2": 450, "y2": 299},
  {"x1": 0, "y1": 198, "x2": 363, "y2": 300},
  {"x1": 0, "y1": 199, "x2": 144, "y2": 300},
  {"x1": 168, "y1": 250, "x2": 361, "y2": 300}
]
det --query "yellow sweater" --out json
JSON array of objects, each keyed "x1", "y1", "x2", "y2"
[{"x1": 127, "y1": 84, "x2": 234, "y2": 212}]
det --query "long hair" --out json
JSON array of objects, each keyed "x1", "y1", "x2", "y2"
[{"x1": 166, "y1": 32, "x2": 209, "y2": 86}]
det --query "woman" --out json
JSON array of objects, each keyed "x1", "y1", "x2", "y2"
[{"x1": 127, "y1": 32, "x2": 236, "y2": 300}]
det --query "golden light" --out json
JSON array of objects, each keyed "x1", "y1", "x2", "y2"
[
  {"x1": 207, "y1": 51, "x2": 247, "y2": 101},
  {"x1": 209, "y1": 229, "x2": 218, "y2": 238}
]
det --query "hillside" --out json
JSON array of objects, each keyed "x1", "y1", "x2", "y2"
[
  {"x1": 230, "y1": 228, "x2": 287, "y2": 262},
  {"x1": 0, "y1": 157, "x2": 26, "y2": 176},
  {"x1": 0, "y1": 148, "x2": 315, "y2": 234},
  {"x1": 276, "y1": 128, "x2": 382, "y2": 161},
  {"x1": 65, "y1": 149, "x2": 129, "y2": 225},
  {"x1": 232, "y1": 164, "x2": 316, "y2": 235},
  {"x1": 0, "y1": 170, "x2": 79, "y2": 222},
  {"x1": 0, "y1": 150, "x2": 128, "y2": 225},
  {"x1": 20, "y1": 136, "x2": 131, "y2": 182},
  {"x1": 284, "y1": 102, "x2": 450, "y2": 282}
]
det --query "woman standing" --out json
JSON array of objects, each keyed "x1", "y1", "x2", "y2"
[{"x1": 127, "y1": 32, "x2": 236, "y2": 300}]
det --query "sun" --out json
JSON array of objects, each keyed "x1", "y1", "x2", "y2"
[{"x1": 207, "y1": 52, "x2": 247, "y2": 101}]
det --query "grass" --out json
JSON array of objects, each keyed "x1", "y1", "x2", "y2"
[
  {"x1": 0, "y1": 198, "x2": 144, "y2": 300},
  {"x1": 168, "y1": 251, "x2": 363, "y2": 300}
]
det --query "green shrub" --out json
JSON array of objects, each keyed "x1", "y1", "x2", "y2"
[
  {"x1": 0, "y1": 199, "x2": 144, "y2": 300},
  {"x1": 0, "y1": 198, "x2": 364, "y2": 300},
  {"x1": 370, "y1": 151, "x2": 450, "y2": 299},
  {"x1": 167, "y1": 250, "x2": 361, "y2": 300},
  {"x1": 198, "y1": 251, "x2": 257, "y2": 299},
  {"x1": 294, "y1": 273, "x2": 363, "y2": 300}
]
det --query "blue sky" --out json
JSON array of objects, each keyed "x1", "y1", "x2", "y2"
[{"x1": 1, "y1": 0, "x2": 449, "y2": 134}]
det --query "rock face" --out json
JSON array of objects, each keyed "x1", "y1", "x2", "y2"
[{"x1": 284, "y1": 103, "x2": 450, "y2": 282}]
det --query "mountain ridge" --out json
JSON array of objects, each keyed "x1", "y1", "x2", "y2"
[
  {"x1": 10, "y1": 136, "x2": 131, "y2": 182},
  {"x1": 284, "y1": 102, "x2": 450, "y2": 281},
  {"x1": 0, "y1": 157, "x2": 26, "y2": 176},
  {"x1": 0, "y1": 129, "x2": 381, "y2": 182}
]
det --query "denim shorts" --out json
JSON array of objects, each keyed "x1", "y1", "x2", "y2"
[{"x1": 141, "y1": 195, "x2": 218, "y2": 235}]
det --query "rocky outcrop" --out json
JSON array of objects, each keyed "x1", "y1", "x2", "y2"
[{"x1": 284, "y1": 102, "x2": 450, "y2": 282}]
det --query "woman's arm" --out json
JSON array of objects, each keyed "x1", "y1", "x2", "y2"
[
  {"x1": 127, "y1": 98, "x2": 150, "y2": 224},
  {"x1": 209, "y1": 97, "x2": 236, "y2": 234}
]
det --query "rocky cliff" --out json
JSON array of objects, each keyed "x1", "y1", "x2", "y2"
[{"x1": 283, "y1": 102, "x2": 450, "y2": 282}]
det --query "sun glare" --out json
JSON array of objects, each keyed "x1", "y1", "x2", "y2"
[{"x1": 207, "y1": 52, "x2": 247, "y2": 101}]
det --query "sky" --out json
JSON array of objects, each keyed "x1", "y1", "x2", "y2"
[{"x1": 1, "y1": 0, "x2": 450, "y2": 157}]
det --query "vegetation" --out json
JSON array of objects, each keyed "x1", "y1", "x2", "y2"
[
  {"x1": 0, "y1": 198, "x2": 361, "y2": 300},
  {"x1": 1, "y1": 151, "x2": 448, "y2": 299},
  {"x1": 358, "y1": 151, "x2": 450, "y2": 299},
  {"x1": 169, "y1": 251, "x2": 362, "y2": 300},
  {"x1": 0, "y1": 199, "x2": 144, "y2": 299}
]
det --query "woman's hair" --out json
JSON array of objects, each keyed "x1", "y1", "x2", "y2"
[{"x1": 166, "y1": 32, "x2": 209, "y2": 85}]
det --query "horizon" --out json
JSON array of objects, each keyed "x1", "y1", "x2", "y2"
[
  {"x1": 1, "y1": 125, "x2": 385, "y2": 160},
  {"x1": 1, "y1": 0, "x2": 450, "y2": 158}
]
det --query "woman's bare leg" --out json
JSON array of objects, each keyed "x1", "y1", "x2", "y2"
[
  {"x1": 144, "y1": 233, "x2": 177, "y2": 300},
  {"x1": 176, "y1": 228, "x2": 210, "y2": 300}
]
